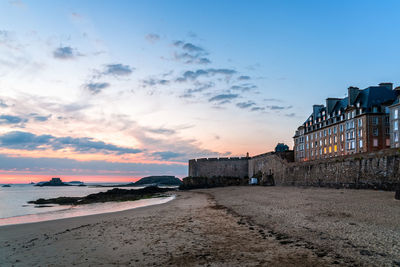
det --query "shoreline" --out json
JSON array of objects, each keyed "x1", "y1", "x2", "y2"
[
  {"x1": 0, "y1": 194, "x2": 175, "y2": 227},
  {"x1": 1, "y1": 186, "x2": 398, "y2": 266}
]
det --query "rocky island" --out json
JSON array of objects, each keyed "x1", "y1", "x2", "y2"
[{"x1": 28, "y1": 186, "x2": 171, "y2": 205}]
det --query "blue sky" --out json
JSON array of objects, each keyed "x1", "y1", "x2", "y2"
[{"x1": 0, "y1": 0, "x2": 399, "y2": 182}]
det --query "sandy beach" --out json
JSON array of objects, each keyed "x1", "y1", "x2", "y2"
[{"x1": 0, "y1": 186, "x2": 399, "y2": 266}]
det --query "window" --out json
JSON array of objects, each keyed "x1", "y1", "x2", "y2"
[
  {"x1": 351, "y1": 141, "x2": 355, "y2": 150},
  {"x1": 333, "y1": 126, "x2": 337, "y2": 134},
  {"x1": 373, "y1": 138, "x2": 378, "y2": 147},
  {"x1": 358, "y1": 118, "x2": 362, "y2": 127},
  {"x1": 334, "y1": 145, "x2": 337, "y2": 152},
  {"x1": 395, "y1": 132, "x2": 399, "y2": 142},
  {"x1": 329, "y1": 146, "x2": 332, "y2": 153},
  {"x1": 328, "y1": 128, "x2": 331, "y2": 135},
  {"x1": 373, "y1": 128, "x2": 379, "y2": 136},
  {"x1": 352, "y1": 110, "x2": 356, "y2": 118},
  {"x1": 386, "y1": 128, "x2": 390, "y2": 135},
  {"x1": 386, "y1": 138, "x2": 390, "y2": 146},
  {"x1": 358, "y1": 129, "x2": 362, "y2": 138},
  {"x1": 395, "y1": 109, "x2": 399, "y2": 119},
  {"x1": 340, "y1": 125, "x2": 343, "y2": 132},
  {"x1": 372, "y1": 117, "x2": 378, "y2": 125},
  {"x1": 324, "y1": 130, "x2": 327, "y2": 136},
  {"x1": 359, "y1": 140, "x2": 363, "y2": 148},
  {"x1": 395, "y1": 121, "x2": 399, "y2": 131},
  {"x1": 373, "y1": 107, "x2": 378, "y2": 113},
  {"x1": 334, "y1": 136, "x2": 337, "y2": 143}
]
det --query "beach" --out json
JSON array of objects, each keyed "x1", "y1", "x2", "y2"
[{"x1": 0, "y1": 186, "x2": 399, "y2": 266}]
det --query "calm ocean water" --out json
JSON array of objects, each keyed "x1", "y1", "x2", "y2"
[{"x1": 0, "y1": 184, "x2": 175, "y2": 226}]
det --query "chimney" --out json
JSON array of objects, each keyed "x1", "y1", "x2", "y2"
[
  {"x1": 379, "y1": 82, "x2": 393, "y2": 90},
  {"x1": 348, "y1": 86, "x2": 359, "y2": 106},
  {"x1": 326, "y1": 98, "x2": 341, "y2": 114}
]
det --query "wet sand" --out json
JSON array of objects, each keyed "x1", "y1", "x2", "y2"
[{"x1": 0, "y1": 187, "x2": 398, "y2": 266}]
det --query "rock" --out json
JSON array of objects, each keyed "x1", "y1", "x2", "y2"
[{"x1": 28, "y1": 186, "x2": 170, "y2": 205}]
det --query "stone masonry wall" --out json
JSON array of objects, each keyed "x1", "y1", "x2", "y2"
[
  {"x1": 187, "y1": 149, "x2": 400, "y2": 190},
  {"x1": 251, "y1": 149, "x2": 400, "y2": 190},
  {"x1": 188, "y1": 157, "x2": 249, "y2": 179}
]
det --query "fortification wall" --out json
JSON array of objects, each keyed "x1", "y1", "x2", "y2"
[
  {"x1": 186, "y1": 149, "x2": 400, "y2": 190},
  {"x1": 251, "y1": 149, "x2": 400, "y2": 189},
  {"x1": 188, "y1": 157, "x2": 249, "y2": 178}
]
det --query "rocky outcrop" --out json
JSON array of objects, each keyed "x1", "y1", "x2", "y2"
[{"x1": 28, "y1": 186, "x2": 171, "y2": 205}]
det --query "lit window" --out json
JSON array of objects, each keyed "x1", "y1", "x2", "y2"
[
  {"x1": 373, "y1": 138, "x2": 378, "y2": 147},
  {"x1": 386, "y1": 138, "x2": 390, "y2": 146},
  {"x1": 324, "y1": 147, "x2": 327, "y2": 154},
  {"x1": 334, "y1": 145, "x2": 337, "y2": 152},
  {"x1": 329, "y1": 146, "x2": 332, "y2": 153}
]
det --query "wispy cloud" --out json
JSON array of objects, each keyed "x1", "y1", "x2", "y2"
[
  {"x1": 236, "y1": 101, "x2": 255, "y2": 109},
  {"x1": 85, "y1": 82, "x2": 110, "y2": 95},
  {"x1": 145, "y1": 33, "x2": 160, "y2": 43},
  {"x1": 173, "y1": 41, "x2": 211, "y2": 64},
  {"x1": 176, "y1": 68, "x2": 237, "y2": 82},
  {"x1": 141, "y1": 78, "x2": 169, "y2": 88},
  {"x1": 237, "y1": 75, "x2": 251, "y2": 81},
  {"x1": 103, "y1": 64, "x2": 133, "y2": 76},
  {"x1": 209, "y1": 93, "x2": 238, "y2": 102},
  {"x1": 152, "y1": 151, "x2": 184, "y2": 160},
  {"x1": 230, "y1": 84, "x2": 257, "y2": 92},
  {"x1": 0, "y1": 115, "x2": 26, "y2": 125},
  {"x1": 0, "y1": 131, "x2": 142, "y2": 155},
  {"x1": 53, "y1": 46, "x2": 82, "y2": 59}
]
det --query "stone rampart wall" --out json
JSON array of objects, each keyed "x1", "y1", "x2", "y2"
[
  {"x1": 251, "y1": 149, "x2": 400, "y2": 190},
  {"x1": 188, "y1": 157, "x2": 249, "y2": 179},
  {"x1": 187, "y1": 149, "x2": 400, "y2": 190}
]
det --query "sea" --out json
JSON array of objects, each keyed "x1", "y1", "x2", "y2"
[{"x1": 0, "y1": 184, "x2": 175, "y2": 226}]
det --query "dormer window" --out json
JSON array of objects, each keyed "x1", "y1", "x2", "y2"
[
  {"x1": 356, "y1": 102, "x2": 360, "y2": 108},
  {"x1": 373, "y1": 106, "x2": 378, "y2": 113}
]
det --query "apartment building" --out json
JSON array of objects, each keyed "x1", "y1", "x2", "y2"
[
  {"x1": 294, "y1": 83, "x2": 397, "y2": 162},
  {"x1": 389, "y1": 91, "x2": 400, "y2": 148}
]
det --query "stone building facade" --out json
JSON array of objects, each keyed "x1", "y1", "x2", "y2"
[{"x1": 294, "y1": 83, "x2": 396, "y2": 162}]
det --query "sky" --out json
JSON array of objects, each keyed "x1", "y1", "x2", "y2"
[{"x1": 1, "y1": 0, "x2": 400, "y2": 183}]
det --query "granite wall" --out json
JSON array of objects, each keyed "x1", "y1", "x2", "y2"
[{"x1": 188, "y1": 157, "x2": 249, "y2": 179}]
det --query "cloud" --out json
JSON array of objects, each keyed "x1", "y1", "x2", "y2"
[
  {"x1": 29, "y1": 113, "x2": 51, "y2": 122},
  {"x1": 251, "y1": 106, "x2": 265, "y2": 112},
  {"x1": 236, "y1": 101, "x2": 255, "y2": 109},
  {"x1": 176, "y1": 68, "x2": 237, "y2": 82},
  {"x1": 103, "y1": 64, "x2": 133, "y2": 76},
  {"x1": 180, "y1": 82, "x2": 214, "y2": 98},
  {"x1": 264, "y1": 98, "x2": 283, "y2": 102},
  {"x1": 85, "y1": 82, "x2": 110, "y2": 95},
  {"x1": 230, "y1": 84, "x2": 257, "y2": 92},
  {"x1": 182, "y1": 43, "x2": 204, "y2": 52},
  {"x1": 141, "y1": 78, "x2": 169, "y2": 88},
  {"x1": 0, "y1": 131, "x2": 142, "y2": 155},
  {"x1": 0, "y1": 99, "x2": 8, "y2": 108},
  {"x1": 145, "y1": 33, "x2": 160, "y2": 43},
  {"x1": 266, "y1": 105, "x2": 292, "y2": 110},
  {"x1": 285, "y1": 113, "x2": 296, "y2": 117},
  {"x1": 172, "y1": 41, "x2": 211, "y2": 64},
  {"x1": 0, "y1": 154, "x2": 187, "y2": 177},
  {"x1": 53, "y1": 46, "x2": 81, "y2": 59},
  {"x1": 152, "y1": 151, "x2": 184, "y2": 160},
  {"x1": 146, "y1": 127, "x2": 176, "y2": 135},
  {"x1": 209, "y1": 94, "x2": 238, "y2": 102},
  {"x1": 238, "y1": 75, "x2": 251, "y2": 81},
  {"x1": 0, "y1": 115, "x2": 26, "y2": 125}
]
